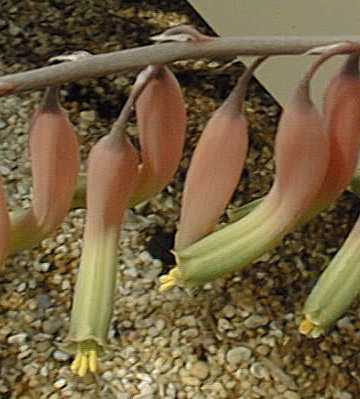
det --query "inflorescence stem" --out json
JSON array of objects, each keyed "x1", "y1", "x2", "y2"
[{"x1": 2, "y1": 36, "x2": 360, "y2": 96}]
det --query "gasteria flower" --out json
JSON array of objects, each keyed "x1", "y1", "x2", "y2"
[
  {"x1": 68, "y1": 63, "x2": 187, "y2": 209},
  {"x1": 7, "y1": 87, "x2": 80, "y2": 254},
  {"x1": 0, "y1": 177, "x2": 10, "y2": 269},
  {"x1": 300, "y1": 212, "x2": 360, "y2": 337},
  {"x1": 131, "y1": 64, "x2": 186, "y2": 205},
  {"x1": 160, "y1": 53, "x2": 330, "y2": 290},
  {"x1": 300, "y1": 52, "x2": 360, "y2": 337},
  {"x1": 29, "y1": 86, "x2": 80, "y2": 235},
  {"x1": 64, "y1": 117, "x2": 139, "y2": 377},
  {"x1": 230, "y1": 46, "x2": 360, "y2": 225},
  {"x1": 62, "y1": 66, "x2": 168, "y2": 376},
  {"x1": 8, "y1": 53, "x2": 90, "y2": 254},
  {"x1": 174, "y1": 57, "x2": 267, "y2": 252}
]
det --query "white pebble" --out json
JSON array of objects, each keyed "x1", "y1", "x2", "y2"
[
  {"x1": 8, "y1": 333, "x2": 27, "y2": 344},
  {"x1": 53, "y1": 378, "x2": 67, "y2": 389},
  {"x1": 53, "y1": 350, "x2": 70, "y2": 362},
  {"x1": 226, "y1": 346, "x2": 252, "y2": 365}
]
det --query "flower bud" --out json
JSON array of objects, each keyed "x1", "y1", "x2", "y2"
[
  {"x1": 175, "y1": 57, "x2": 267, "y2": 251},
  {"x1": 29, "y1": 87, "x2": 80, "y2": 235},
  {"x1": 317, "y1": 53, "x2": 360, "y2": 203},
  {"x1": 132, "y1": 65, "x2": 186, "y2": 204}
]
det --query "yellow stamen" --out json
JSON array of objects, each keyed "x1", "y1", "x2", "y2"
[
  {"x1": 159, "y1": 267, "x2": 183, "y2": 292},
  {"x1": 89, "y1": 350, "x2": 98, "y2": 373},
  {"x1": 299, "y1": 318, "x2": 315, "y2": 336},
  {"x1": 78, "y1": 353, "x2": 89, "y2": 377},
  {"x1": 70, "y1": 352, "x2": 82, "y2": 373},
  {"x1": 70, "y1": 341, "x2": 100, "y2": 377}
]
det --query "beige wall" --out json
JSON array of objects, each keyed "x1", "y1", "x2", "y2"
[{"x1": 188, "y1": 1, "x2": 360, "y2": 106}]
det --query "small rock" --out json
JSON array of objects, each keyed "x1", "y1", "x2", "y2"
[
  {"x1": 37, "y1": 294, "x2": 52, "y2": 309},
  {"x1": 16, "y1": 282, "x2": 26, "y2": 292},
  {"x1": 53, "y1": 350, "x2": 70, "y2": 362},
  {"x1": 190, "y1": 361, "x2": 209, "y2": 380},
  {"x1": 53, "y1": 378, "x2": 67, "y2": 389},
  {"x1": 80, "y1": 110, "x2": 96, "y2": 122},
  {"x1": 102, "y1": 371, "x2": 114, "y2": 381},
  {"x1": 337, "y1": 317, "x2": 352, "y2": 329},
  {"x1": 222, "y1": 304, "x2": 236, "y2": 318},
  {"x1": 335, "y1": 392, "x2": 353, "y2": 399},
  {"x1": 226, "y1": 346, "x2": 252, "y2": 365},
  {"x1": 244, "y1": 314, "x2": 269, "y2": 329},
  {"x1": 250, "y1": 362, "x2": 270, "y2": 379},
  {"x1": 8, "y1": 22, "x2": 21, "y2": 36},
  {"x1": 42, "y1": 319, "x2": 62, "y2": 335},
  {"x1": 40, "y1": 366, "x2": 49, "y2": 377},
  {"x1": 284, "y1": 391, "x2": 301, "y2": 399},
  {"x1": 181, "y1": 375, "x2": 201, "y2": 386},
  {"x1": 218, "y1": 318, "x2": 233, "y2": 331},
  {"x1": 8, "y1": 333, "x2": 27, "y2": 344}
]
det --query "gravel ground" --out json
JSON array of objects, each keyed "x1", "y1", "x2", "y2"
[{"x1": 1, "y1": 1, "x2": 360, "y2": 398}]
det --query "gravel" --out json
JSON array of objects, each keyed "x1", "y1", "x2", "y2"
[{"x1": 1, "y1": 0, "x2": 360, "y2": 398}]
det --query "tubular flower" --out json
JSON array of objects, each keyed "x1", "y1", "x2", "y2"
[
  {"x1": 8, "y1": 86, "x2": 80, "y2": 253},
  {"x1": 8, "y1": 53, "x2": 89, "y2": 254},
  {"x1": 62, "y1": 69, "x2": 157, "y2": 376},
  {"x1": 131, "y1": 64, "x2": 186, "y2": 205},
  {"x1": 300, "y1": 52, "x2": 360, "y2": 336},
  {"x1": 300, "y1": 213, "x2": 360, "y2": 337},
  {"x1": 29, "y1": 86, "x2": 80, "y2": 235},
  {"x1": 0, "y1": 177, "x2": 10, "y2": 268},
  {"x1": 64, "y1": 126, "x2": 139, "y2": 377},
  {"x1": 160, "y1": 55, "x2": 330, "y2": 290},
  {"x1": 174, "y1": 57, "x2": 267, "y2": 252},
  {"x1": 230, "y1": 46, "x2": 360, "y2": 225}
]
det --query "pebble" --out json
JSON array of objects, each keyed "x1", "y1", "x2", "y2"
[
  {"x1": 80, "y1": 110, "x2": 96, "y2": 122},
  {"x1": 8, "y1": 333, "x2": 27, "y2": 344},
  {"x1": 250, "y1": 362, "x2": 270, "y2": 379},
  {"x1": 244, "y1": 314, "x2": 269, "y2": 329},
  {"x1": 222, "y1": 304, "x2": 236, "y2": 318},
  {"x1": 226, "y1": 346, "x2": 252, "y2": 365},
  {"x1": 0, "y1": 119, "x2": 7, "y2": 129},
  {"x1": 53, "y1": 379, "x2": 67, "y2": 389},
  {"x1": 42, "y1": 319, "x2": 62, "y2": 335},
  {"x1": 190, "y1": 362, "x2": 209, "y2": 380},
  {"x1": 16, "y1": 282, "x2": 26, "y2": 292},
  {"x1": 133, "y1": 394, "x2": 154, "y2": 399},
  {"x1": 283, "y1": 391, "x2": 301, "y2": 399},
  {"x1": 181, "y1": 376, "x2": 201, "y2": 386},
  {"x1": 53, "y1": 350, "x2": 70, "y2": 362}
]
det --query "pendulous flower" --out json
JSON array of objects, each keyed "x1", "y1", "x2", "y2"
[
  {"x1": 174, "y1": 57, "x2": 267, "y2": 252},
  {"x1": 160, "y1": 52, "x2": 330, "y2": 290}
]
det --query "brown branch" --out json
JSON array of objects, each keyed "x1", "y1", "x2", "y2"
[{"x1": 1, "y1": 36, "x2": 360, "y2": 95}]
